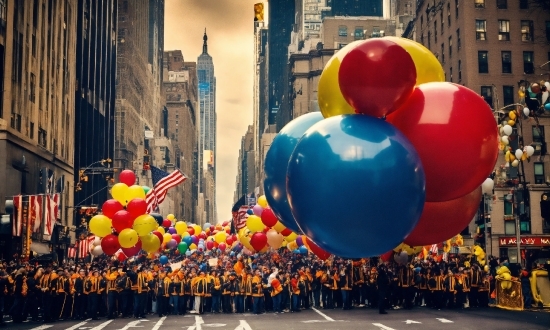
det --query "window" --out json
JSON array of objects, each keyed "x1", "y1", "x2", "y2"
[
  {"x1": 30, "y1": 73, "x2": 36, "y2": 102},
  {"x1": 428, "y1": 31, "x2": 431, "y2": 49},
  {"x1": 458, "y1": 60, "x2": 462, "y2": 80},
  {"x1": 440, "y1": 12, "x2": 444, "y2": 34},
  {"x1": 434, "y1": 21, "x2": 438, "y2": 43},
  {"x1": 498, "y1": 20, "x2": 510, "y2": 41},
  {"x1": 447, "y1": 3, "x2": 451, "y2": 26},
  {"x1": 520, "y1": 0, "x2": 529, "y2": 9},
  {"x1": 523, "y1": 51, "x2": 534, "y2": 74},
  {"x1": 503, "y1": 86, "x2": 514, "y2": 105},
  {"x1": 497, "y1": 0, "x2": 507, "y2": 9},
  {"x1": 338, "y1": 25, "x2": 347, "y2": 36},
  {"x1": 521, "y1": 221, "x2": 531, "y2": 234},
  {"x1": 441, "y1": 43, "x2": 445, "y2": 63},
  {"x1": 533, "y1": 126, "x2": 544, "y2": 143},
  {"x1": 449, "y1": 36, "x2": 452, "y2": 58},
  {"x1": 504, "y1": 198, "x2": 513, "y2": 215},
  {"x1": 476, "y1": 20, "x2": 486, "y2": 40},
  {"x1": 38, "y1": 127, "x2": 47, "y2": 147},
  {"x1": 478, "y1": 51, "x2": 489, "y2": 73},
  {"x1": 505, "y1": 221, "x2": 515, "y2": 235},
  {"x1": 354, "y1": 27, "x2": 364, "y2": 40},
  {"x1": 521, "y1": 20, "x2": 533, "y2": 41},
  {"x1": 501, "y1": 51, "x2": 512, "y2": 73},
  {"x1": 481, "y1": 86, "x2": 493, "y2": 107},
  {"x1": 456, "y1": 0, "x2": 459, "y2": 18},
  {"x1": 420, "y1": 34, "x2": 424, "y2": 45},
  {"x1": 457, "y1": 29, "x2": 461, "y2": 49},
  {"x1": 535, "y1": 162, "x2": 545, "y2": 184},
  {"x1": 30, "y1": 122, "x2": 34, "y2": 139},
  {"x1": 420, "y1": 15, "x2": 423, "y2": 29},
  {"x1": 475, "y1": 0, "x2": 485, "y2": 8},
  {"x1": 546, "y1": 21, "x2": 550, "y2": 42},
  {"x1": 450, "y1": 67, "x2": 453, "y2": 82}
]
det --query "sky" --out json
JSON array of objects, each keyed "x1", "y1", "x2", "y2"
[{"x1": 164, "y1": 0, "x2": 260, "y2": 223}]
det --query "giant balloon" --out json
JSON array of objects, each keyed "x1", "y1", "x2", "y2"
[
  {"x1": 387, "y1": 82, "x2": 498, "y2": 202},
  {"x1": 286, "y1": 114, "x2": 425, "y2": 258},
  {"x1": 264, "y1": 112, "x2": 324, "y2": 233},
  {"x1": 404, "y1": 187, "x2": 482, "y2": 246}
]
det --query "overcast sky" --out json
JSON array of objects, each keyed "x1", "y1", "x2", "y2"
[{"x1": 165, "y1": 0, "x2": 260, "y2": 223}]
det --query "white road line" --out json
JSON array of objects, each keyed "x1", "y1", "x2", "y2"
[
  {"x1": 119, "y1": 319, "x2": 149, "y2": 330},
  {"x1": 311, "y1": 307, "x2": 335, "y2": 321},
  {"x1": 152, "y1": 316, "x2": 167, "y2": 330},
  {"x1": 403, "y1": 320, "x2": 421, "y2": 324},
  {"x1": 436, "y1": 318, "x2": 454, "y2": 323},
  {"x1": 372, "y1": 323, "x2": 396, "y2": 330},
  {"x1": 195, "y1": 315, "x2": 204, "y2": 330},
  {"x1": 64, "y1": 320, "x2": 90, "y2": 330},
  {"x1": 30, "y1": 326, "x2": 53, "y2": 330},
  {"x1": 203, "y1": 324, "x2": 227, "y2": 327},
  {"x1": 234, "y1": 320, "x2": 253, "y2": 330},
  {"x1": 89, "y1": 320, "x2": 113, "y2": 330}
]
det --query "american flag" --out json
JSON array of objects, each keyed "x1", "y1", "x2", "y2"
[
  {"x1": 145, "y1": 166, "x2": 187, "y2": 213},
  {"x1": 67, "y1": 246, "x2": 77, "y2": 259},
  {"x1": 12, "y1": 195, "x2": 23, "y2": 236},
  {"x1": 430, "y1": 244, "x2": 438, "y2": 254},
  {"x1": 43, "y1": 194, "x2": 59, "y2": 236},
  {"x1": 30, "y1": 195, "x2": 42, "y2": 233},
  {"x1": 78, "y1": 235, "x2": 95, "y2": 259},
  {"x1": 234, "y1": 206, "x2": 249, "y2": 231}
]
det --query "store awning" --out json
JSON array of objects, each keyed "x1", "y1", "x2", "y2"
[{"x1": 30, "y1": 242, "x2": 51, "y2": 255}]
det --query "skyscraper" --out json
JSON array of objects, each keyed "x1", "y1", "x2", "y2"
[
  {"x1": 329, "y1": 0, "x2": 384, "y2": 17},
  {"x1": 197, "y1": 30, "x2": 216, "y2": 224}
]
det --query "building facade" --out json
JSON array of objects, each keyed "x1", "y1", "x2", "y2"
[{"x1": 329, "y1": 0, "x2": 384, "y2": 17}]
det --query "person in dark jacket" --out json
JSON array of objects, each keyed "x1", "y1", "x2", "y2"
[{"x1": 377, "y1": 264, "x2": 390, "y2": 314}]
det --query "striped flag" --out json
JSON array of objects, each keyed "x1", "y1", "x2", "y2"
[
  {"x1": 145, "y1": 166, "x2": 187, "y2": 213},
  {"x1": 234, "y1": 206, "x2": 249, "y2": 231},
  {"x1": 12, "y1": 195, "x2": 23, "y2": 236},
  {"x1": 78, "y1": 235, "x2": 95, "y2": 259},
  {"x1": 67, "y1": 246, "x2": 77, "y2": 259},
  {"x1": 30, "y1": 195, "x2": 42, "y2": 233},
  {"x1": 43, "y1": 193, "x2": 59, "y2": 236},
  {"x1": 430, "y1": 244, "x2": 438, "y2": 254}
]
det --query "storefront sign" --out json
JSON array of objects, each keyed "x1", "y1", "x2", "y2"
[{"x1": 499, "y1": 236, "x2": 550, "y2": 247}]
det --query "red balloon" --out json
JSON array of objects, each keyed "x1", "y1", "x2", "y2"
[
  {"x1": 126, "y1": 198, "x2": 147, "y2": 219},
  {"x1": 119, "y1": 170, "x2": 136, "y2": 186},
  {"x1": 218, "y1": 242, "x2": 227, "y2": 251},
  {"x1": 112, "y1": 210, "x2": 134, "y2": 233},
  {"x1": 263, "y1": 227, "x2": 270, "y2": 233},
  {"x1": 171, "y1": 234, "x2": 181, "y2": 243},
  {"x1": 338, "y1": 39, "x2": 416, "y2": 118},
  {"x1": 387, "y1": 83, "x2": 498, "y2": 202},
  {"x1": 281, "y1": 228, "x2": 292, "y2": 236},
  {"x1": 152, "y1": 231, "x2": 163, "y2": 243},
  {"x1": 225, "y1": 228, "x2": 231, "y2": 234},
  {"x1": 206, "y1": 241, "x2": 214, "y2": 250},
  {"x1": 226, "y1": 236, "x2": 234, "y2": 245},
  {"x1": 117, "y1": 253, "x2": 127, "y2": 261},
  {"x1": 380, "y1": 250, "x2": 394, "y2": 262},
  {"x1": 404, "y1": 187, "x2": 482, "y2": 246},
  {"x1": 102, "y1": 199, "x2": 123, "y2": 219},
  {"x1": 222, "y1": 221, "x2": 229, "y2": 226},
  {"x1": 162, "y1": 219, "x2": 172, "y2": 228},
  {"x1": 101, "y1": 234, "x2": 121, "y2": 255},
  {"x1": 261, "y1": 208, "x2": 279, "y2": 227},
  {"x1": 187, "y1": 227, "x2": 195, "y2": 235},
  {"x1": 250, "y1": 232, "x2": 268, "y2": 251},
  {"x1": 122, "y1": 239, "x2": 142, "y2": 257},
  {"x1": 198, "y1": 233, "x2": 207, "y2": 240},
  {"x1": 304, "y1": 237, "x2": 331, "y2": 261}
]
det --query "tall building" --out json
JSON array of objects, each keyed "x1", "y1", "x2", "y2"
[
  {"x1": 329, "y1": 0, "x2": 384, "y2": 17},
  {"x1": 411, "y1": 0, "x2": 550, "y2": 262},
  {"x1": 197, "y1": 30, "x2": 216, "y2": 223},
  {"x1": 114, "y1": 0, "x2": 164, "y2": 176},
  {"x1": 73, "y1": 0, "x2": 118, "y2": 224},
  {"x1": 0, "y1": 1, "x2": 77, "y2": 259},
  {"x1": 163, "y1": 50, "x2": 198, "y2": 222},
  {"x1": 234, "y1": 125, "x2": 256, "y2": 202}
]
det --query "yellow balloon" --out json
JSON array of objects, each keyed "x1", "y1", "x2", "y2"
[
  {"x1": 318, "y1": 42, "x2": 360, "y2": 118},
  {"x1": 383, "y1": 36, "x2": 445, "y2": 85},
  {"x1": 214, "y1": 231, "x2": 227, "y2": 243},
  {"x1": 285, "y1": 232, "x2": 298, "y2": 242},
  {"x1": 239, "y1": 234, "x2": 254, "y2": 251},
  {"x1": 167, "y1": 214, "x2": 175, "y2": 221},
  {"x1": 287, "y1": 241, "x2": 298, "y2": 251},
  {"x1": 257, "y1": 195, "x2": 269, "y2": 208},
  {"x1": 174, "y1": 221, "x2": 188, "y2": 235},
  {"x1": 189, "y1": 243, "x2": 197, "y2": 250},
  {"x1": 141, "y1": 234, "x2": 161, "y2": 253},
  {"x1": 89, "y1": 215, "x2": 112, "y2": 237},
  {"x1": 206, "y1": 236, "x2": 215, "y2": 242},
  {"x1": 111, "y1": 183, "x2": 129, "y2": 205},
  {"x1": 508, "y1": 120, "x2": 516, "y2": 126},
  {"x1": 157, "y1": 226, "x2": 165, "y2": 235},
  {"x1": 509, "y1": 111, "x2": 517, "y2": 120},
  {"x1": 273, "y1": 221, "x2": 286, "y2": 233},
  {"x1": 133, "y1": 214, "x2": 157, "y2": 236},
  {"x1": 118, "y1": 228, "x2": 139, "y2": 248},
  {"x1": 193, "y1": 225, "x2": 202, "y2": 235},
  {"x1": 246, "y1": 215, "x2": 265, "y2": 233},
  {"x1": 125, "y1": 185, "x2": 146, "y2": 203},
  {"x1": 163, "y1": 233, "x2": 172, "y2": 244}
]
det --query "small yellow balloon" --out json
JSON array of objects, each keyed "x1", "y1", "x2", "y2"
[
  {"x1": 508, "y1": 120, "x2": 516, "y2": 126},
  {"x1": 285, "y1": 232, "x2": 298, "y2": 242},
  {"x1": 239, "y1": 234, "x2": 254, "y2": 251},
  {"x1": 521, "y1": 152, "x2": 528, "y2": 161},
  {"x1": 193, "y1": 225, "x2": 202, "y2": 236},
  {"x1": 141, "y1": 234, "x2": 161, "y2": 253},
  {"x1": 167, "y1": 214, "x2": 175, "y2": 221},
  {"x1": 508, "y1": 111, "x2": 516, "y2": 120},
  {"x1": 214, "y1": 231, "x2": 227, "y2": 243},
  {"x1": 273, "y1": 221, "x2": 286, "y2": 233},
  {"x1": 133, "y1": 214, "x2": 157, "y2": 237},
  {"x1": 206, "y1": 236, "x2": 215, "y2": 242},
  {"x1": 518, "y1": 90, "x2": 525, "y2": 98},
  {"x1": 384, "y1": 36, "x2": 445, "y2": 85},
  {"x1": 257, "y1": 195, "x2": 269, "y2": 208},
  {"x1": 189, "y1": 243, "x2": 197, "y2": 250},
  {"x1": 89, "y1": 215, "x2": 112, "y2": 237},
  {"x1": 246, "y1": 215, "x2": 265, "y2": 233},
  {"x1": 157, "y1": 226, "x2": 166, "y2": 235},
  {"x1": 111, "y1": 183, "x2": 129, "y2": 205},
  {"x1": 118, "y1": 228, "x2": 139, "y2": 248},
  {"x1": 174, "y1": 221, "x2": 188, "y2": 235},
  {"x1": 163, "y1": 233, "x2": 172, "y2": 244},
  {"x1": 125, "y1": 185, "x2": 146, "y2": 203}
]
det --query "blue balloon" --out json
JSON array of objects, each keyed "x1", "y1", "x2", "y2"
[
  {"x1": 545, "y1": 103, "x2": 550, "y2": 111},
  {"x1": 183, "y1": 236, "x2": 193, "y2": 245},
  {"x1": 293, "y1": 249, "x2": 301, "y2": 254},
  {"x1": 286, "y1": 115, "x2": 425, "y2": 258},
  {"x1": 159, "y1": 255, "x2": 168, "y2": 265},
  {"x1": 264, "y1": 112, "x2": 324, "y2": 233},
  {"x1": 299, "y1": 246, "x2": 308, "y2": 254}
]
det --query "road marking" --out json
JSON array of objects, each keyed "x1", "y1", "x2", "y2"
[
  {"x1": 30, "y1": 326, "x2": 53, "y2": 330},
  {"x1": 404, "y1": 320, "x2": 422, "y2": 324},
  {"x1": 312, "y1": 307, "x2": 335, "y2": 321},
  {"x1": 372, "y1": 323, "x2": 396, "y2": 330},
  {"x1": 436, "y1": 318, "x2": 454, "y2": 323},
  {"x1": 203, "y1": 324, "x2": 227, "y2": 327},
  {"x1": 195, "y1": 315, "x2": 204, "y2": 330},
  {"x1": 234, "y1": 320, "x2": 253, "y2": 330},
  {"x1": 152, "y1": 316, "x2": 167, "y2": 330},
  {"x1": 65, "y1": 321, "x2": 90, "y2": 330},
  {"x1": 89, "y1": 320, "x2": 113, "y2": 330},
  {"x1": 120, "y1": 319, "x2": 149, "y2": 330}
]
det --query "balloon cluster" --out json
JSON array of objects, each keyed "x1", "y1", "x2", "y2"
[{"x1": 264, "y1": 37, "x2": 499, "y2": 258}]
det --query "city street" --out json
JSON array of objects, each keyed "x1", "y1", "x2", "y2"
[{"x1": 5, "y1": 307, "x2": 550, "y2": 330}]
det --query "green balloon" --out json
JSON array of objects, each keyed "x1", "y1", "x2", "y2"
[
  {"x1": 177, "y1": 242, "x2": 188, "y2": 253},
  {"x1": 142, "y1": 186, "x2": 151, "y2": 194}
]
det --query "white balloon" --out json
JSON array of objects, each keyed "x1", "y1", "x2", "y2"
[
  {"x1": 481, "y1": 178, "x2": 494, "y2": 195},
  {"x1": 545, "y1": 81, "x2": 550, "y2": 89},
  {"x1": 523, "y1": 107, "x2": 530, "y2": 117},
  {"x1": 512, "y1": 159, "x2": 519, "y2": 167},
  {"x1": 525, "y1": 145, "x2": 535, "y2": 157},
  {"x1": 515, "y1": 149, "x2": 523, "y2": 160},
  {"x1": 502, "y1": 125, "x2": 513, "y2": 136},
  {"x1": 542, "y1": 91, "x2": 549, "y2": 105},
  {"x1": 92, "y1": 245, "x2": 103, "y2": 256},
  {"x1": 394, "y1": 251, "x2": 408, "y2": 265},
  {"x1": 501, "y1": 136, "x2": 509, "y2": 145},
  {"x1": 93, "y1": 237, "x2": 102, "y2": 246}
]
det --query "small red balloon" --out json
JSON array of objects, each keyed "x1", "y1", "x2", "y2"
[
  {"x1": 218, "y1": 242, "x2": 227, "y2": 251},
  {"x1": 187, "y1": 227, "x2": 195, "y2": 235},
  {"x1": 117, "y1": 253, "x2": 127, "y2": 261},
  {"x1": 263, "y1": 227, "x2": 270, "y2": 233},
  {"x1": 101, "y1": 234, "x2": 121, "y2": 255},
  {"x1": 162, "y1": 219, "x2": 172, "y2": 228},
  {"x1": 122, "y1": 239, "x2": 142, "y2": 257},
  {"x1": 387, "y1": 83, "x2": 498, "y2": 202},
  {"x1": 152, "y1": 231, "x2": 163, "y2": 243},
  {"x1": 206, "y1": 241, "x2": 214, "y2": 250},
  {"x1": 112, "y1": 210, "x2": 134, "y2": 233},
  {"x1": 226, "y1": 236, "x2": 234, "y2": 245},
  {"x1": 281, "y1": 228, "x2": 292, "y2": 236},
  {"x1": 126, "y1": 198, "x2": 147, "y2": 219},
  {"x1": 102, "y1": 199, "x2": 124, "y2": 219},
  {"x1": 172, "y1": 234, "x2": 181, "y2": 243},
  {"x1": 338, "y1": 39, "x2": 416, "y2": 118},
  {"x1": 404, "y1": 187, "x2": 482, "y2": 246},
  {"x1": 199, "y1": 233, "x2": 207, "y2": 240},
  {"x1": 222, "y1": 221, "x2": 229, "y2": 227},
  {"x1": 119, "y1": 170, "x2": 136, "y2": 186},
  {"x1": 250, "y1": 232, "x2": 268, "y2": 251},
  {"x1": 261, "y1": 208, "x2": 279, "y2": 228}
]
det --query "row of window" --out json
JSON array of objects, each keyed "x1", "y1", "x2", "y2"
[
  {"x1": 475, "y1": 19, "x2": 545, "y2": 42},
  {"x1": 477, "y1": 50, "x2": 537, "y2": 74},
  {"x1": 338, "y1": 25, "x2": 373, "y2": 39},
  {"x1": 475, "y1": 0, "x2": 531, "y2": 10}
]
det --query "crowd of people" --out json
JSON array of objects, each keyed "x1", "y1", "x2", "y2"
[{"x1": 0, "y1": 249, "x2": 542, "y2": 327}]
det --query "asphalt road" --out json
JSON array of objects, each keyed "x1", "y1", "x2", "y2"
[{"x1": 5, "y1": 307, "x2": 550, "y2": 330}]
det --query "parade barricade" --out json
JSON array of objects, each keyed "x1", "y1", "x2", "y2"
[
  {"x1": 530, "y1": 270, "x2": 550, "y2": 308},
  {"x1": 495, "y1": 278, "x2": 524, "y2": 311}
]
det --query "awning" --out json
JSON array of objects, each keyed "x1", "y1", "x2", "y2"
[{"x1": 30, "y1": 242, "x2": 51, "y2": 255}]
